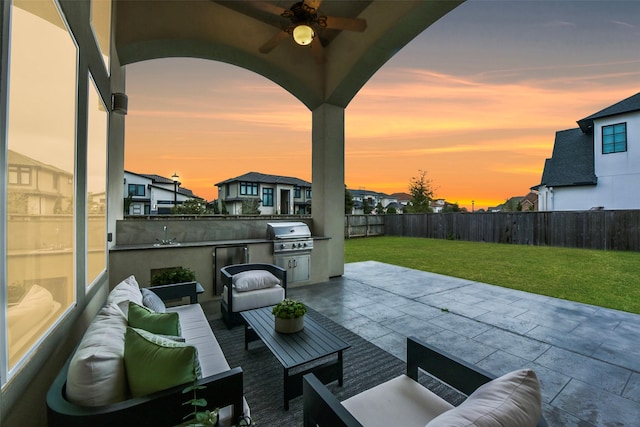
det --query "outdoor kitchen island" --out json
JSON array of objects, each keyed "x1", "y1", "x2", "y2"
[{"x1": 108, "y1": 217, "x2": 330, "y2": 303}]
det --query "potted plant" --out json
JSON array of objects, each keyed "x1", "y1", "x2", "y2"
[
  {"x1": 182, "y1": 381, "x2": 252, "y2": 426},
  {"x1": 151, "y1": 266, "x2": 196, "y2": 285},
  {"x1": 272, "y1": 298, "x2": 307, "y2": 334}
]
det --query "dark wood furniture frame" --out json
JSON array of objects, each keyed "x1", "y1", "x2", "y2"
[
  {"x1": 303, "y1": 336, "x2": 548, "y2": 427},
  {"x1": 46, "y1": 282, "x2": 245, "y2": 427},
  {"x1": 220, "y1": 263, "x2": 287, "y2": 328},
  {"x1": 241, "y1": 306, "x2": 350, "y2": 410}
]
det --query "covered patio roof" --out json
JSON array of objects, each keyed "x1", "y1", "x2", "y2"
[{"x1": 115, "y1": 0, "x2": 464, "y2": 110}]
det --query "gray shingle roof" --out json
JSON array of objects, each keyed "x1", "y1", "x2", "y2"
[
  {"x1": 348, "y1": 189, "x2": 390, "y2": 198},
  {"x1": 125, "y1": 170, "x2": 201, "y2": 199},
  {"x1": 215, "y1": 171, "x2": 311, "y2": 187},
  {"x1": 538, "y1": 128, "x2": 597, "y2": 188},
  {"x1": 577, "y1": 91, "x2": 640, "y2": 132}
]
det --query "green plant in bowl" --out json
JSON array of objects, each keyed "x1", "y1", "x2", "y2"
[
  {"x1": 272, "y1": 298, "x2": 307, "y2": 319},
  {"x1": 151, "y1": 266, "x2": 196, "y2": 285}
]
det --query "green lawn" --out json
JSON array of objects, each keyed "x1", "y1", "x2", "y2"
[{"x1": 345, "y1": 236, "x2": 640, "y2": 314}]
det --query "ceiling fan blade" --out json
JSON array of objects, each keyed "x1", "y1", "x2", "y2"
[
  {"x1": 247, "y1": 1, "x2": 287, "y2": 17},
  {"x1": 310, "y1": 38, "x2": 326, "y2": 64},
  {"x1": 259, "y1": 30, "x2": 290, "y2": 54},
  {"x1": 323, "y1": 16, "x2": 367, "y2": 32}
]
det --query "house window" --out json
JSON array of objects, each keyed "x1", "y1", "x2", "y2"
[
  {"x1": 8, "y1": 166, "x2": 31, "y2": 185},
  {"x1": 262, "y1": 188, "x2": 274, "y2": 207},
  {"x1": 240, "y1": 182, "x2": 258, "y2": 196},
  {"x1": 602, "y1": 123, "x2": 627, "y2": 154},
  {"x1": 306, "y1": 189, "x2": 312, "y2": 199},
  {"x1": 294, "y1": 186, "x2": 301, "y2": 198},
  {"x1": 128, "y1": 184, "x2": 145, "y2": 196}
]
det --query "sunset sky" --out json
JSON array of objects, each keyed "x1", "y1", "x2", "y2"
[{"x1": 124, "y1": 0, "x2": 640, "y2": 210}]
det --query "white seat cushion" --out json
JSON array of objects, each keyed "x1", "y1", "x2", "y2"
[
  {"x1": 223, "y1": 284, "x2": 285, "y2": 312},
  {"x1": 167, "y1": 304, "x2": 251, "y2": 426},
  {"x1": 168, "y1": 304, "x2": 230, "y2": 377},
  {"x1": 342, "y1": 375, "x2": 454, "y2": 427}
]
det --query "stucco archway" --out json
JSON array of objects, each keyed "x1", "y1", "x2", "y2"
[{"x1": 114, "y1": 0, "x2": 464, "y2": 275}]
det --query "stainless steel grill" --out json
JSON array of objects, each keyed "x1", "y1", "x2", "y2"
[{"x1": 267, "y1": 222, "x2": 314, "y2": 254}]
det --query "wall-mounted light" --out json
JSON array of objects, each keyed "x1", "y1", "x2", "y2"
[
  {"x1": 111, "y1": 92, "x2": 128, "y2": 115},
  {"x1": 292, "y1": 24, "x2": 314, "y2": 46}
]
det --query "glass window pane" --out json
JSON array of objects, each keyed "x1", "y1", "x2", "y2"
[
  {"x1": 87, "y1": 75, "x2": 107, "y2": 286},
  {"x1": 6, "y1": 0, "x2": 77, "y2": 369}
]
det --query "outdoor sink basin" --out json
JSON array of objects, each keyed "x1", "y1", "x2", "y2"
[{"x1": 153, "y1": 241, "x2": 181, "y2": 247}]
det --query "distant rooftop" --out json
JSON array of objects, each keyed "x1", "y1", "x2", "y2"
[{"x1": 215, "y1": 171, "x2": 311, "y2": 188}]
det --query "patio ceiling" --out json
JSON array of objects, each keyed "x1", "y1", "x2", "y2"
[{"x1": 115, "y1": 0, "x2": 464, "y2": 110}]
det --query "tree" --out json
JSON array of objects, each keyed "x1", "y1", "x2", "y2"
[
  {"x1": 386, "y1": 206, "x2": 397, "y2": 214},
  {"x1": 362, "y1": 198, "x2": 373, "y2": 214},
  {"x1": 172, "y1": 198, "x2": 207, "y2": 214},
  {"x1": 241, "y1": 198, "x2": 261, "y2": 214},
  {"x1": 344, "y1": 188, "x2": 354, "y2": 214},
  {"x1": 210, "y1": 199, "x2": 220, "y2": 214},
  {"x1": 123, "y1": 194, "x2": 133, "y2": 215},
  {"x1": 405, "y1": 170, "x2": 434, "y2": 213},
  {"x1": 442, "y1": 203, "x2": 461, "y2": 213},
  {"x1": 501, "y1": 197, "x2": 523, "y2": 212},
  {"x1": 221, "y1": 200, "x2": 229, "y2": 215},
  {"x1": 375, "y1": 202, "x2": 384, "y2": 214}
]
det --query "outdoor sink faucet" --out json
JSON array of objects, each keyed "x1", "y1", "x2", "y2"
[{"x1": 156, "y1": 225, "x2": 177, "y2": 245}]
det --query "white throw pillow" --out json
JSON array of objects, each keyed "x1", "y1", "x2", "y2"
[
  {"x1": 107, "y1": 275, "x2": 143, "y2": 315},
  {"x1": 66, "y1": 303, "x2": 128, "y2": 406},
  {"x1": 425, "y1": 369, "x2": 542, "y2": 427},
  {"x1": 232, "y1": 270, "x2": 280, "y2": 292},
  {"x1": 141, "y1": 287, "x2": 166, "y2": 313}
]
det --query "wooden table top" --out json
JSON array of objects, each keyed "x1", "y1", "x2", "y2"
[{"x1": 241, "y1": 306, "x2": 350, "y2": 369}]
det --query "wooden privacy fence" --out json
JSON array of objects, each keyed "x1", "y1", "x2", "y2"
[
  {"x1": 345, "y1": 215, "x2": 384, "y2": 238},
  {"x1": 347, "y1": 211, "x2": 640, "y2": 251}
]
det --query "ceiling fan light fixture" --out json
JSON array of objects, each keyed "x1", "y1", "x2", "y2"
[{"x1": 292, "y1": 24, "x2": 315, "y2": 46}]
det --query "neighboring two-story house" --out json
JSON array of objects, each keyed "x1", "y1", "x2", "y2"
[
  {"x1": 215, "y1": 172, "x2": 312, "y2": 215},
  {"x1": 536, "y1": 92, "x2": 640, "y2": 211},
  {"x1": 124, "y1": 171, "x2": 200, "y2": 215},
  {"x1": 8, "y1": 150, "x2": 74, "y2": 215}
]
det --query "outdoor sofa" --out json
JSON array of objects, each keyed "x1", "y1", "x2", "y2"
[
  {"x1": 303, "y1": 336, "x2": 548, "y2": 427},
  {"x1": 47, "y1": 276, "x2": 249, "y2": 426}
]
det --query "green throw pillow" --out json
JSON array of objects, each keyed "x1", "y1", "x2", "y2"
[
  {"x1": 124, "y1": 327, "x2": 201, "y2": 397},
  {"x1": 128, "y1": 301, "x2": 180, "y2": 336}
]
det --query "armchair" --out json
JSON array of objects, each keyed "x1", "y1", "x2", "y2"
[
  {"x1": 220, "y1": 263, "x2": 287, "y2": 328},
  {"x1": 303, "y1": 336, "x2": 547, "y2": 427}
]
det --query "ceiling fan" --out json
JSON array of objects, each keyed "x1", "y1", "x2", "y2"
[{"x1": 252, "y1": 0, "x2": 367, "y2": 63}]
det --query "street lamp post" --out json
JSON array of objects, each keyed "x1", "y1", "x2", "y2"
[{"x1": 171, "y1": 172, "x2": 180, "y2": 210}]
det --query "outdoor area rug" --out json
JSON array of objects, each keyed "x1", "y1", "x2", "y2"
[{"x1": 210, "y1": 307, "x2": 465, "y2": 426}]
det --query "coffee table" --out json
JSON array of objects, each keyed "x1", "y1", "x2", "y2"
[{"x1": 241, "y1": 306, "x2": 350, "y2": 410}]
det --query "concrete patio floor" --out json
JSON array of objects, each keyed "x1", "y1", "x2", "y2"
[{"x1": 287, "y1": 261, "x2": 640, "y2": 426}]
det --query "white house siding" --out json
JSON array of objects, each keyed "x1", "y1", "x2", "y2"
[
  {"x1": 591, "y1": 113, "x2": 640, "y2": 209},
  {"x1": 539, "y1": 109, "x2": 640, "y2": 211}
]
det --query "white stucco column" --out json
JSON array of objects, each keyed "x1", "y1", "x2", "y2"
[{"x1": 312, "y1": 103, "x2": 345, "y2": 278}]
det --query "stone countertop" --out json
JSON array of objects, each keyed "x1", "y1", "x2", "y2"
[{"x1": 110, "y1": 236, "x2": 330, "y2": 252}]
